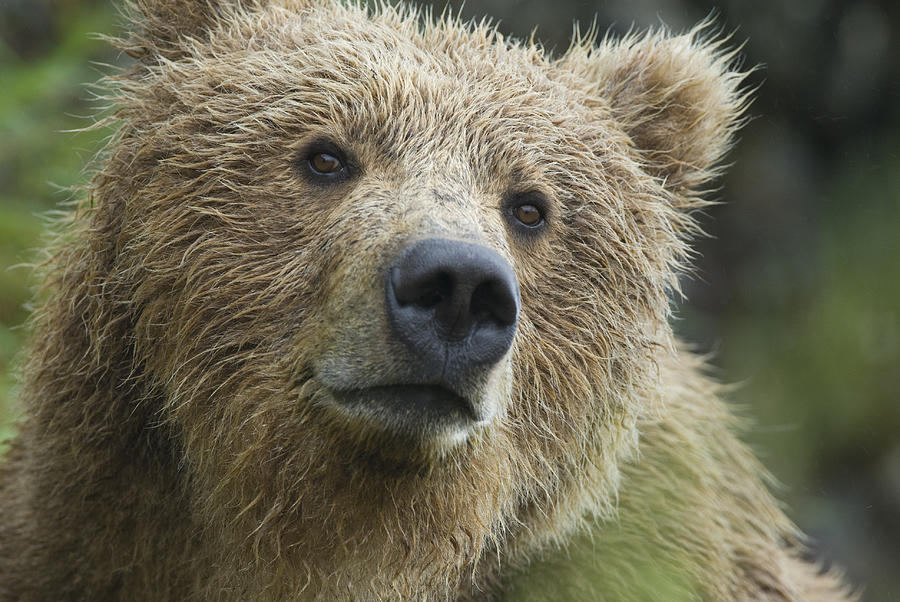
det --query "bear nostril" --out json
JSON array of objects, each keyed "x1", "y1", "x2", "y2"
[
  {"x1": 470, "y1": 280, "x2": 516, "y2": 326},
  {"x1": 419, "y1": 289, "x2": 444, "y2": 307},
  {"x1": 404, "y1": 272, "x2": 453, "y2": 309}
]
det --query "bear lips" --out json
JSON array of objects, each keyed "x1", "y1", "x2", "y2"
[{"x1": 327, "y1": 382, "x2": 491, "y2": 442}]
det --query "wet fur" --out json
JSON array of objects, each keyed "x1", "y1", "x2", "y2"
[{"x1": 0, "y1": 1, "x2": 854, "y2": 600}]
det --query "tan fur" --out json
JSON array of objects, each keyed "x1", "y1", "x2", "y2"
[{"x1": 0, "y1": 1, "x2": 854, "y2": 600}]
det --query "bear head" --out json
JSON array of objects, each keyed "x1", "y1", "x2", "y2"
[{"x1": 64, "y1": 0, "x2": 745, "y2": 592}]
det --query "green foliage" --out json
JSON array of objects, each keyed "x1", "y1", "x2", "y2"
[
  {"x1": 502, "y1": 536, "x2": 700, "y2": 602},
  {"x1": 0, "y1": 1, "x2": 118, "y2": 447},
  {"x1": 720, "y1": 144, "x2": 900, "y2": 599},
  {"x1": 728, "y1": 145, "x2": 900, "y2": 485}
]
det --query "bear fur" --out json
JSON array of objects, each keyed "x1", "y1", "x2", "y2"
[{"x1": 0, "y1": 1, "x2": 854, "y2": 600}]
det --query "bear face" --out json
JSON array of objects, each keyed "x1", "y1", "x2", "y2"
[
  {"x1": 117, "y1": 0, "x2": 728, "y2": 464},
  {"x1": 93, "y1": 1, "x2": 741, "y2": 589},
  {"x1": 113, "y1": 0, "x2": 714, "y2": 532},
  {"x1": 0, "y1": 1, "x2": 853, "y2": 600}
]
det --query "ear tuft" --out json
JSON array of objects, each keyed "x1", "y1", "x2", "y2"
[
  {"x1": 121, "y1": 0, "x2": 293, "y2": 60},
  {"x1": 121, "y1": 0, "x2": 228, "y2": 60},
  {"x1": 562, "y1": 21, "x2": 752, "y2": 199}
]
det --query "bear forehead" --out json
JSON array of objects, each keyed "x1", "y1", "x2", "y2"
[{"x1": 162, "y1": 3, "x2": 607, "y2": 143}]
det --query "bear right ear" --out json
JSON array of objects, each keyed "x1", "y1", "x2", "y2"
[
  {"x1": 122, "y1": 0, "x2": 311, "y2": 60},
  {"x1": 558, "y1": 23, "x2": 750, "y2": 202}
]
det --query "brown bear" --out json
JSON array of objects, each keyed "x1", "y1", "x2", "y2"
[{"x1": 0, "y1": 0, "x2": 855, "y2": 600}]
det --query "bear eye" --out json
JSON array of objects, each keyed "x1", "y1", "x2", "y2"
[
  {"x1": 514, "y1": 203, "x2": 543, "y2": 227},
  {"x1": 298, "y1": 140, "x2": 352, "y2": 183},
  {"x1": 309, "y1": 152, "x2": 344, "y2": 175},
  {"x1": 505, "y1": 191, "x2": 549, "y2": 233}
]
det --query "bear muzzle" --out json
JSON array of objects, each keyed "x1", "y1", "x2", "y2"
[{"x1": 311, "y1": 238, "x2": 519, "y2": 450}]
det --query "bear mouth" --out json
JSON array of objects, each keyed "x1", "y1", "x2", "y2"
[{"x1": 328, "y1": 384, "x2": 483, "y2": 439}]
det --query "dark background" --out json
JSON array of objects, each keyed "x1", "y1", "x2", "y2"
[{"x1": 1, "y1": 0, "x2": 897, "y2": 598}]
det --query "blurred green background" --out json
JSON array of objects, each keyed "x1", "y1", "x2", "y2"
[{"x1": 1, "y1": 0, "x2": 897, "y2": 599}]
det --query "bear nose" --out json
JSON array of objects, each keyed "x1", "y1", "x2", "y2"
[{"x1": 386, "y1": 238, "x2": 519, "y2": 374}]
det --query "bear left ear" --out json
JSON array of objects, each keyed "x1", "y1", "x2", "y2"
[
  {"x1": 123, "y1": 0, "x2": 313, "y2": 60},
  {"x1": 559, "y1": 25, "x2": 749, "y2": 197},
  {"x1": 123, "y1": 0, "x2": 259, "y2": 60}
]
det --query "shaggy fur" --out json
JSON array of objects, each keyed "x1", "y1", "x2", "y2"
[{"x1": 0, "y1": 1, "x2": 854, "y2": 600}]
